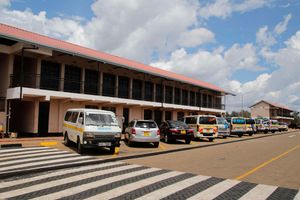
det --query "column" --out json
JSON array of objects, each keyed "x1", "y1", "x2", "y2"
[
  {"x1": 80, "y1": 68, "x2": 85, "y2": 93},
  {"x1": 153, "y1": 83, "x2": 156, "y2": 102},
  {"x1": 36, "y1": 58, "x2": 41, "y2": 88},
  {"x1": 59, "y1": 63, "x2": 65, "y2": 91},
  {"x1": 129, "y1": 78, "x2": 133, "y2": 99},
  {"x1": 115, "y1": 75, "x2": 119, "y2": 97},
  {"x1": 99, "y1": 71, "x2": 103, "y2": 96}
]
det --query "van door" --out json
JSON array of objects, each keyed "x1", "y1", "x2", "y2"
[{"x1": 76, "y1": 112, "x2": 85, "y2": 142}]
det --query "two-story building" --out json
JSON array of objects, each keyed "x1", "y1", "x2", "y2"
[
  {"x1": 250, "y1": 100, "x2": 294, "y2": 124},
  {"x1": 0, "y1": 23, "x2": 230, "y2": 136}
]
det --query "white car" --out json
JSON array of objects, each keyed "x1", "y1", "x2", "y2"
[{"x1": 125, "y1": 120, "x2": 160, "y2": 148}]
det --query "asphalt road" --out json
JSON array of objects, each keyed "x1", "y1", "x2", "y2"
[{"x1": 124, "y1": 130, "x2": 300, "y2": 189}]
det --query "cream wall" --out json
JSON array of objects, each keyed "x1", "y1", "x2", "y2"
[
  {"x1": 130, "y1": 107, "x2": 143, "y2": 121},
  {"x1": 251, "y1": 102, "x2": 270, "y2": 118}
]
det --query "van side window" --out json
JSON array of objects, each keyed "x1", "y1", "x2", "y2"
[
  {"x1": 78, "y1": 112, "x2": 84, "y2": 124},
  {"x1": 65, "y1": 111, "x2": 72, "y2": 121},
  {"x1": 185, "y1": 117, "x2": 197, "y2": 124},
  {"x1": 71, "y1": 112, "x2": 79, "y2": 123}
]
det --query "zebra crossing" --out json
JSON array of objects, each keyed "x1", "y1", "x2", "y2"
[{"x1": 0, "y1": 147, "x2": 299, "y2": 200}]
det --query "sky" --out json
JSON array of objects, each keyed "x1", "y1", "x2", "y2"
[{"x1": 0, "y1": 0, "x2": 300, "y2": 112}]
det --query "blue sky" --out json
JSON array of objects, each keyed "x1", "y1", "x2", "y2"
[{"x1": 1, "y1": 0, "x2": 300, "y2": 111}]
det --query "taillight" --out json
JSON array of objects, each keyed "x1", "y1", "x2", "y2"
[
  {"x1": 199, "y1": 127, "x2": 203, "y2": 133},
  {"x1": 131, "y1": 128, "x2": 136, "y2": 134},
  {"x1": 213, "y1": 127, "x2": 218, "y2": 133},
  {"x1": 157, "y1": 129, "x2": 160, "y2": 135}
]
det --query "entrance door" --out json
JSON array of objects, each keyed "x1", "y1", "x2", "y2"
[{"x1": 38, "y1": 102, "x2": 50, "y2": 135}]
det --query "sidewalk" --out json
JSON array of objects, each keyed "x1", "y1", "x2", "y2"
[{"x1": 0, "y1": 137, "x2": 64, "y2": 148}]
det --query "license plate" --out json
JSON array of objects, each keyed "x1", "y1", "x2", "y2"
[
  {"x1": 144, "y1": 132, "x2": 150, "y2": 136},
  {"x1": 98, "y1": 142, "x2": 111, "y2": 147},
  {"x1": 181, "y1": 130, "x2": 186, "y2": 134}
]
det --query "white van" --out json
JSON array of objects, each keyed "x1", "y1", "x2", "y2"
[
  {"x1": 184, "y1": 115, "x2": 218, "y2": 142},
  {"x1": 63, "y1": 109, "x2": 121, "y2": 154}
]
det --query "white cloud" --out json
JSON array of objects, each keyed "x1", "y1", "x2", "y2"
[
  {"x1": 274, "y1": 13, "x2": 292, "y2": 35},
  {"x1": 256, "y1": 26, "x2": 276, "y2": 47},
  {"x1": 177, "y1": 28, "x2": 215, "y2": 47},
  {"x1": 285, "y1": 30, "x2": 300, "y2": 50},
  {"x1": 199, "y1": 0, "x2": 269, "y2": 19}
]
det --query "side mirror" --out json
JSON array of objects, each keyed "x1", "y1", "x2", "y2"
[{"x1": 78, "y1": 117, "x2": 83, "y2": 125}]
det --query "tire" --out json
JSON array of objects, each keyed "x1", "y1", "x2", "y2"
[
  {"x1": 208, "y1": 138, "x2": 214, "y2": 142},
  {"x1": 271, "y1": 131, "x2": 275, "y2": 133},
  {"x1": 249, "y1": 133, "x2": 253, "y2": 136},
  {"x1": 238, "y1": 134, "x2": 243, "y2": 138},
  {"x1": 153, "y1": 142, "x2": 159, "y2": 148},
  {"x1": 77, "y1": 137, "x2": 84, "y2": 154},
  {"x1": 185, "y1": 138, "x2": 191, "y2": 144},
  {"x1": 64, "y1": 133, "x2": 71, "y2": 146},
  {"x1": 109, "y1": 146, "x2": 116, "y2": 154},
  {"x1": 222, "y1": 136, "x2": 227, "y2": 139}
]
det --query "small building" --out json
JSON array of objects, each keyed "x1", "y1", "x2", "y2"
[
  {"x1": 0, "y1": 23, "x2": 231, "y2": 136},
  {"x1": 250, "y1": 100, "x2": 294, "y2": 124}
]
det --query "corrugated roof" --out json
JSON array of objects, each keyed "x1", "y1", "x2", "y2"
[
  {"x1": 0, "y1": 23, "x2": 225, "y2": 93},
  {"x1": 250, "y1": 100, "x2": 293, "y2": 111}
]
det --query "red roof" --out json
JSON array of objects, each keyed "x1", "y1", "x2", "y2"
[
  {"x1": 251, "y1": 100, "x2": 293, "y2": 111},
  {"x1": 0, "y1": 23, "x2": 225, "y2": 93}
]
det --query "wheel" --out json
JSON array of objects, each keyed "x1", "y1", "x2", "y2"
[
  {"x1": 64, "y1": 133, "x2": 71, "y2": 146},
  {"x1": 271, "y1": 131, "x2": 275, "y2": 133},
  {"x1": 238, "y1": 134, "x2": 243, "y2": 138},
  {"x1": 264, "y1": 131, "x2": 268, "y2": 134},
  {"x1": 185, "y1": 138, "x2": 191, "y2": 144},
  {"x1": 109, "y1": 146, "x2": 116, "y2": 154},
  {"x1": 77, "y1": 137, "x2": 84, "y2": 154},
  {"x1": 222, "y1": 136, "x2": 227, "y2": 139},
  {"x1": 249, "y1": 133, "x2": 253, "y2": 136},
  {"x1": 153, "y1": 142, "x2": 159, "y2": 148},
  {"x1": 208, "y1": 138, "x2": 214, "y2": 142}
]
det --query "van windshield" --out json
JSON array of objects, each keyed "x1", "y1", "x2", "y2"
[
  {"x1": 232, "y1": 118, "x2": 245, "y2": 124},
  {"x1": 199, "y1": 117, "x2": 217, "y2": 125},
  {"x1": 85, "y1": 113, "x2": 118, "y2": 126},
  {"x1": 246, "y1": 119, "x2": 255, "y2": 124},
  {"x1": 217, "y1": 117, "x2": 227, "y2": 124}
]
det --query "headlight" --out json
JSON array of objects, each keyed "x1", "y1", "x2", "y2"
[
  {"x1": 114, "y1": 133, "x2": 121, "y2": 138},
  {"x1": 84, "y1": 132, "x2": 95, "y2": 139}
]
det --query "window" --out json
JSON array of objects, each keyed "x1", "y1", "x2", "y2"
[
  {"x1": 144, "y1": 81, "x2": 153, "y2": 101},
  {"x1": 199, "y1": 116, "x2": 217, "y2": 124},
  {"x1": 84, "y1": 69, "x2": 99, "y2": 95},
  {"x1": 155, "y1": 84, "x2": 163, "y2": 102},
  {"x1": 165, "y1": 111, "x2": 172, "y2": 120},
  {"x1": 118, "y1": 76, "x2": 129, "y2": 98},
  {"x1": 40, "y1": 60, "x2": 60, "y2": 91},
  {"x1": 165, "y1": 86, "x2": 173, "y2": 104},
  {"x1": 102, "y1": 73, "x2": 115, "y2": 97},
  {"x1": 135, "y1": 121, "x2": 157, "y2": 128},
  {"x1": 202, "y1": 93, "x2": 208, "y2": 107},
  {"x1": 144, "y1": 109, "x2": 153, "y2": 120},
  {"x1": 71, "y1": 112, "x2": 79, "y2": 123},
  {"x1": 208, "y1": 95, "x2": 213, "y2": 108},
  {"x1": 182, "y1": 90, "x2": 188, "y2": 105},
  {"x1": 185, "y1": 116, "x2": 197, "y2": 124},
  {"x1": 64, "y1": 111, "x2": 72, "y2": 121},
  {"x1": 177, "y1": 112, "x2": 185, "y2": 121},
  {"x1": 64, "y1": 65, "x2": 81, "y2": 93},
  {"x1": 78, "y1": 112, "x2": 84, "y2": 124},
  {"x1": 85, "y1": 105, "x2": 99, "y2": 109},
  {"x1": 189, "y1": 91, "x2": 195, "y2": 106},
  {"x1": 154, "y1": 110, "x2": 162, "y2": 125},
  {"x1": 132, "y1": 79, "x2": 142, "y2": 100},
  {"x1": 174, "y1": 88, "x2": 181, "y2": 105},
  {"x1": 196, "y1": 92, "x2": 202, "y2": 107}
]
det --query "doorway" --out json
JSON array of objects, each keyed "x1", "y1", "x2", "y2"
[{"x1": 38, "y1": 102, "x2": 50, "y2": 135}]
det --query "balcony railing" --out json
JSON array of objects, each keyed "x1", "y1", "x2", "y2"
[{"x1": 9, "y1": 73, "x2": 225, "y2": 110}]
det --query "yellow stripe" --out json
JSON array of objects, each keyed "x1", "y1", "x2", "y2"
[
  {"x1": 40, "y1": 141, "x2": 58, "y2": 146},
  {"x1": 63, "y1": 123, "x2": 84, "y2": 133},
  {"x1": 159, "y1": 142, "x2": 166, "y2": 150},
  {"x1": 235, "y1": 144, "x2": 300, "y2": 180}
]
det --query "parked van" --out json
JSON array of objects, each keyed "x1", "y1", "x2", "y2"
[
  {"x1": 278, "y1": 122, "x2": 288, "y2": 132},
  {"x1": 184, "y1": 115, "x2": 218, "y2": 142},
  {"x1": 226, "y1": 117, "x2": 246, "y2": 137},
  {"x1": 63, "y1": 109, "x2": 121, "y2": 154},
  {"x1": 217, "y1": 117, "x2": 230, "y2": 138},
  {"x1": 255, "y1": 118, "x2": 269, "y2": 133},
  {"x1": 269, "y1": 119, "x2": 279, "y2": 133},
  {"x1": 245, "y1": 118, "x2": 256, "y2": 136}
]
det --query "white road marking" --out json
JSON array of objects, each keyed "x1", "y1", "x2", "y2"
[
  {"x1": 289, "y1": 135, "x2": 296, "y2": 138},
  {"x1": 0, "y1": 149, "x2": 69, "y2": 160},
  {"x1": 136, "y1": 175, "x2": 211, "y2": 200},
  {"x1": 88, "y1": 171, "x2": 184, "y2": 200},
  {"x1": 0, "y1": 148, "x2": 58, "y2": 158},
  {"x1": 0, "y1": 164, "x2": 141, "y2": 199},
  {"x1": 33, "y1": 167, "x2": 160, "y2": 200},
  {"x1": 239, "y1": 184, "x2": 278, "y2": 200},
  {"x1": 294, "y1": 190, "x2": 300, "y2": 200},
  {"x1": 0, "y1": 147, "x2": 50, "y2": 153},
  {"x1": 187, "y1": 179, "x2": 240, "y2": 200}
]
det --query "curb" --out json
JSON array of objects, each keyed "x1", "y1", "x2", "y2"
[
  {"x1": 0, "y1": 130, "x2": 298, "y2": 179},
  {"x1": 0, "y1": 143, "x2": 22, "y2": 149}
]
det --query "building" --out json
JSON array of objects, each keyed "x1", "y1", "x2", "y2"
[
  {"x1": 0, "y1": 23, "x2": 230, "y2": 135},
  {"x1": 250, "y1": 100, "x2": 294, "y2": 124}
]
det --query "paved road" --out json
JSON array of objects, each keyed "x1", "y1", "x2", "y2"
[
  {"x1": 124, "y1": 131, "x2": 300, "y2": 190},
  {"x1": 0, "y1": 155, "x2": 299, "y2": 200}
]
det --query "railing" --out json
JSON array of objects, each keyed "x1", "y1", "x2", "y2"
[{"x1": 9, "y1": 73, "x2": 225, "y2": 110}]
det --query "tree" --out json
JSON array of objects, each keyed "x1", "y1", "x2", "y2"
[{"x1": 290, "y1": 111, "x2": 300, "y2": 128}]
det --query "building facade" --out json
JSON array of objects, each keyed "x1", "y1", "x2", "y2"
[
  {"x1": 0, "y1": 23, "x2": 229, "y2": 135},
  {"x1": 250, "y1": 100, "x2": 294, "y2": 124}
]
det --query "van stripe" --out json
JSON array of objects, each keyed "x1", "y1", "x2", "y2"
[
  {"x1": 187, "y1": 179, "x2": 240, "y2": 200},
  {"x1": 0, "y1": 163, "x2": 127, "y2": 193},
  {"x1": 132, "y1": 175, "x2": 210, "y2": 200},
  {"x1": 239, "y1": 184, "x2": 278, "y2": 200},
  {"x1": 59, "y1": 168, "x2": 168, "y2": 200},
  {"x1": 1, "y1": 165, "x2": 145, "y2": 199},
  {"x1": 111, "y1": 173, "x2": 195, "y2": 200}
]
